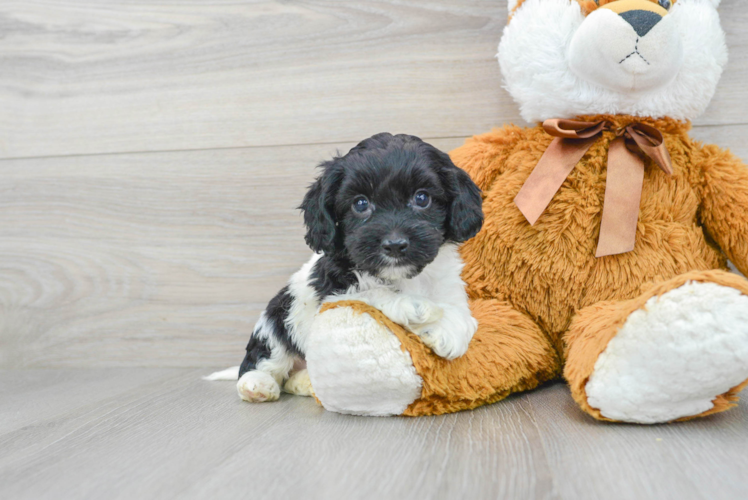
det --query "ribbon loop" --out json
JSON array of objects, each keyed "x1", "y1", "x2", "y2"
[
  {"x1": 543, "y1": 119, "x2": 610, "y2": 139},
  {"x1": 514, "y1": 118, "x2": 674, "y2": 257},
  {"x1": 626, "y1": 123, "x2": 673, "y2": 175}
]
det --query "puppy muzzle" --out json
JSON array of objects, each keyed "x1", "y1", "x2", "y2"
[{"x1": 345, "y1": 217, "x2": 443, "y2": 278}]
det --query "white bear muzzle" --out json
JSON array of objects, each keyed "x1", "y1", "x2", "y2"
[{"x1": 568, "y1": 2, "x2": 684, "y2": 93}]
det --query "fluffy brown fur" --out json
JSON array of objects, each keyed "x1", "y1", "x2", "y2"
[
  {"x1": 456, "y1": 116, "x2": 734, "y2": 342},
  {"x1": 316, "y1": 115, "x2": 748, "y2": 419},
  {"x1": 320, "y1": 299, "x2": 561, "y2": 416},
  {"x1": 450, "y1": 115, "x2": 748, "y2": 420}
]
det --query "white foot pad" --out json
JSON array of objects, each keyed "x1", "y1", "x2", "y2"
[
  {"x1": 586, "y1": 282, "x2": 748, "y2": 423},
  {"x1": 237, "y1": 370, "x2": 280, "y2": 403},
  {"x1": 283, "y1": 369, "x2": 314, "y2": 397},
  {"x1": 306, "y1": 305, "x2": 422, "y2": 416}
]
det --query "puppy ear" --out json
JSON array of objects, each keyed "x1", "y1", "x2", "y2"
[
  {"x1": 431, "y1": 149, "x2": 483, "y2": 243},
  {"x1": 299, "y1": 159, "x2": 344, "y2": 254}
]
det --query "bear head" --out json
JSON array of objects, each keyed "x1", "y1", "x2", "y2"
[{"x1": 500, "y1": 0, "x2": 728, "y2": 122}]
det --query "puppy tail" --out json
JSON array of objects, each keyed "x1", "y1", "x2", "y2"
[{"x1": 203, "y1": 366, "x2": 240, "y2": 381}]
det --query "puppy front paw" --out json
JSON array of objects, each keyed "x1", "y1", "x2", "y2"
[
  {"x1": 237, "y1": 371, "x2": 281, "y2": 402},
  {"x1": 390, "y1": 296, "x2": 443, "y2": 326},
  {"x1": 416, "y1": 324, "x2": 469, "y2": 360}
]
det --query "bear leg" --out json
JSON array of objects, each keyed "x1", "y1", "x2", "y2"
[
  {"x1": 306, "y1": 298, "x2": 561, "y2": 416},
  {"x1": 565, "y1": 270, "x2": 748, "y2": 424}
]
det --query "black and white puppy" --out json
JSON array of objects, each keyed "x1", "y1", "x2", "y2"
[{"x1": 209, "y1": 133, "x2": 483, "y2": 402}]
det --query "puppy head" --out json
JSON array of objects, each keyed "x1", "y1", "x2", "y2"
[{"x1": 299, "y1": 133, "x2": 483, "y2": 280}]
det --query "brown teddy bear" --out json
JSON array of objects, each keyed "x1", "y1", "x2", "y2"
[{"x1": 304, "y1": 0, "x2": 748, "y2": 423}]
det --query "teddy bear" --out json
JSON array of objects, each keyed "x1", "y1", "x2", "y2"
[{"x1": 303, "y1": 0, "x2": 748, "y2": 423}]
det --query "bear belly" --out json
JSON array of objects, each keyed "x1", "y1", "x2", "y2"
[{"x1": 460, "y1": 146, "x2": 726, "y2": 341}]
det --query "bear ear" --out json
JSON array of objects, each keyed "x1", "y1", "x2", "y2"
[
  {"x1": 428, "y1": 148, "x2": 484, "y2": 243},
  {"x1": 299, "y1": 159, "x2": 345, "y2": 255}
]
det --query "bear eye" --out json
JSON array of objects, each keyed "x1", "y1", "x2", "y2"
[
  {"x1": 352, "y1": 196, "x2": 370, "y2": 213},
  {"x1": 658, "y1": 0, "x2": 671, "y2": 10},
  {"x1": 413, "y1": 190, "x2": 431, "y2": 209}
]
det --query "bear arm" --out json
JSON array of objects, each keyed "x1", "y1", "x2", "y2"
[
  {"x1": 449, "y1": 125, "x2": 527, "y2": 192},
  {"x1": 699, "y1": 144, "x2": 748, "y2": 275}
]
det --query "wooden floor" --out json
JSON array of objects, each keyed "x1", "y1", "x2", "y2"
[
  {"x1": 2, "y1": 369, "x2": 748, "y2": 500},
  {"x1": 1, "y1": 1, "x2": 747, "y2": 499}
]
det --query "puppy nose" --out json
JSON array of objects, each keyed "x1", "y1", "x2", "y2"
[
  {"x1": 620, "y1": 10, "x2": 662, "y2": 37},
  {"x1": 381, "y1": 237, "x2": 409, "y2": 257},
  {"x1": 601, "y1": 1, "x2": 668, "y2": 38}
]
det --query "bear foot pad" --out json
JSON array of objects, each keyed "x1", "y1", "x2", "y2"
[
  {"x1": 307, "y1": 305, "x2": 422, "y2": 416},
  {"x1": 586, "y1": 282, "x2": 748, "y2": 423}
]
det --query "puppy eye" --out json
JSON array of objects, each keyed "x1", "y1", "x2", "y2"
[
  {"x1": 658, "y1": 0, "x2": 671, "y2": 10},
  {"x1": 352, "y1": 196, "x2": 370, "y2": 213},
  {"x1": 413, "y1": 190, "x2": 431, "y2": 209}
]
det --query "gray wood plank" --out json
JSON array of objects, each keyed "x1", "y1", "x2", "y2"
[
  {"x1": 0, "y1": 368, "x2": 556, "y2": 500},
  {"x1": 0, "y1": 143, "x2": 320, "y2": 368},
  {"x1": 701, "y1": 0, "x2": 748, "y2": 126},
  {"x1": 689, "y1": 123, "x2": 748, "y2": 156},
  {"x1": 3, "y1": 369, "x2": 746, "y2": 500},
  {"x1": 0, "y1": 1, "x2": 745, "y2": 159},
  {"x1": 180, "y1": 390, "x2": 557, "y2": 500},
  {"x1": 527, "y1": 383, "x2": 748, "y2": 500},
  {"x1": 0, "y1": 138, "x2": 466, "y2": 369},
  {"x1": 0, "y1": 0, "x2": 509, "y2": 159},
  {"x1": 0, "y1": 368, "x2": 292, "y2": 499},
  {"x1": 0, "y1": 368, "x2": 183, "y2": 435}
]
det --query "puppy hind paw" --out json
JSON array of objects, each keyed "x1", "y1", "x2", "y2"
[
  {"x1": 237, "y1": 371, "x2": 281, "y2": 403},
  {"x1": 283, "y1": 369, "x2": 314, "y2": 397}
]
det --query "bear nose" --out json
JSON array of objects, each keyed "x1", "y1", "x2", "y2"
[
  {"x1": 381, "y1": 237, "x2": 409, "y2": 257},
  {"x1": 620, "y1": 10, "x2": 662, "y2": 37}
]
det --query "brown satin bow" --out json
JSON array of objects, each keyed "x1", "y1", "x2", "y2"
[{"x1": 514, "y1": 119, "x2": 673, "y2": 257}]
